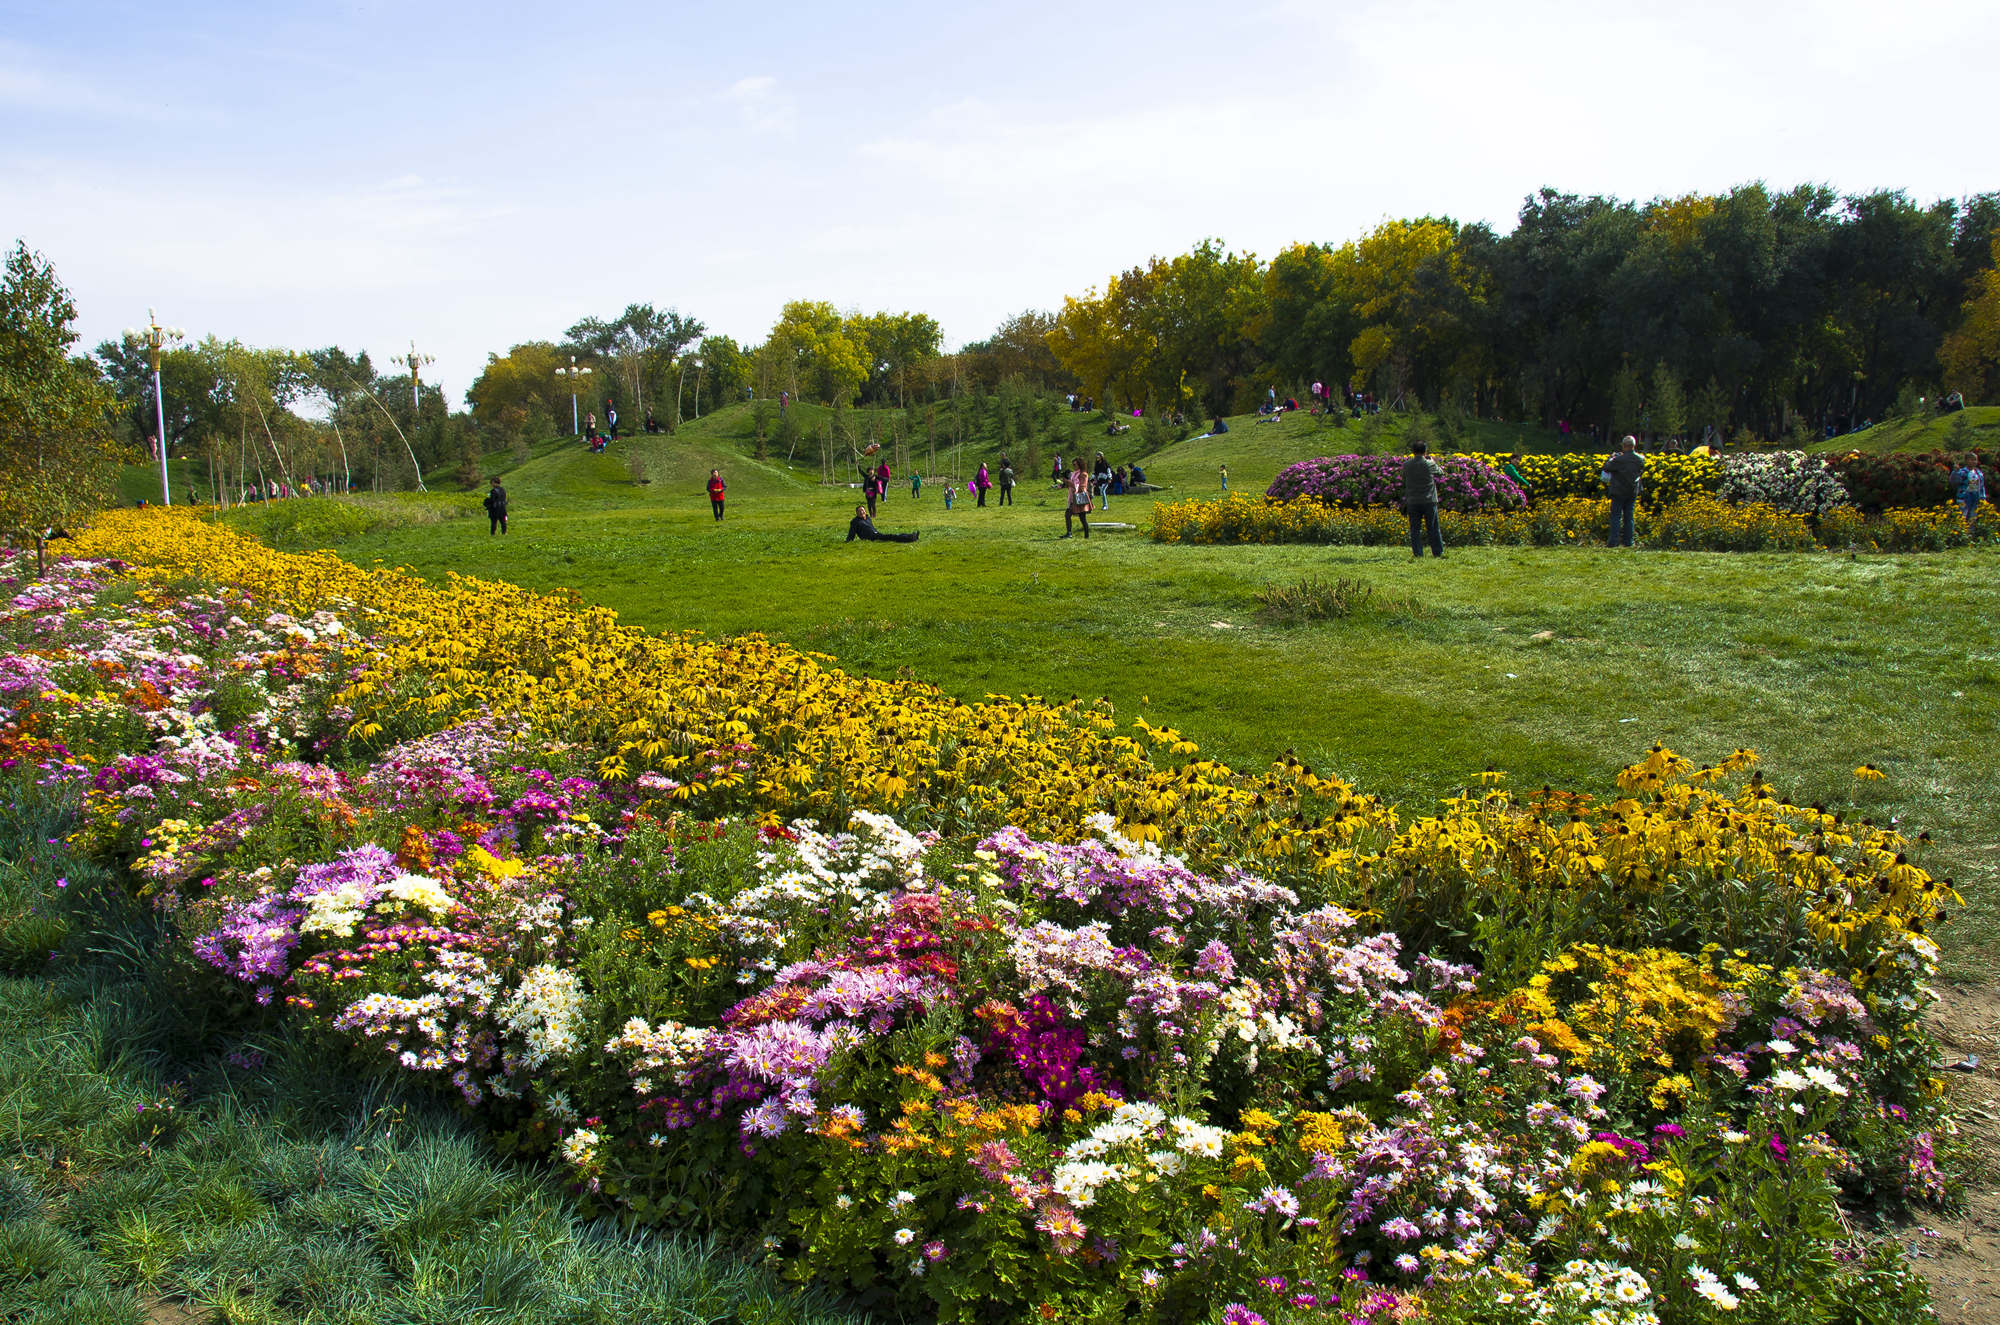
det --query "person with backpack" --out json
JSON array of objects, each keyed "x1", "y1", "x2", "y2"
[
  {"x1": 1952, "y1": 455, "x2": 1987, "y2": 533},
  {"x1": 483, "y1": 477, "x2": 508, "y2": 535},
  {"x1": 706, "y1": 469, "x2": 727, "y2": 522}
]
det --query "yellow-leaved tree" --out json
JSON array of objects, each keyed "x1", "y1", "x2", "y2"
[{"x1": 1940, "y1": 231, "x2": 2000, "y2": 403}]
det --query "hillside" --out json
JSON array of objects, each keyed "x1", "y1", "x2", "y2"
[{"x1": 1809, "y1": 405, "x2": 2000, "y2": 455}]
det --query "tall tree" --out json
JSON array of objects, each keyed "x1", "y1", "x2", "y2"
[{"x1": 0, "y1": 243, "x2": 120, "y2": 568}]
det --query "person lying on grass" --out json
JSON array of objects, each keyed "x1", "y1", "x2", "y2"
[{"x1": 846, "y1": 504, "x2": 919, "y2": 543}]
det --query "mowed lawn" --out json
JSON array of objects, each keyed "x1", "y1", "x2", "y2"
[{"x1": 220, "y1": 417, "x2": 2000, "y2": 976}]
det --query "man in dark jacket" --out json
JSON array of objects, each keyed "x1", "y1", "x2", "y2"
[
  {"x1": 1602, "y1": 436, "x2": 1645, "y2": 547},
  {"x1": 1402, "y1": 441, "x2": 1443, "y2": 558},
  {"x1": 846, "y1": 505, "x2": 919, "y2": 544},
  {"x1": 483, "y1": 478, "x2": 508, "y2": 535}
]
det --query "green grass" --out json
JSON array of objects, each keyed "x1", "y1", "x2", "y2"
[
  {"x1": 115, "y1": 458, "x2": 207, "y2": 508},
  {"x1": 183, "y1": 414, "x2": 2000, "y2": 980},
  {"x1": 0, "y1": 788, "x2": 863, "y2": 1325},
  {"x1": 1809, "y1": 405, "x2": 2000, "y2": 454}
]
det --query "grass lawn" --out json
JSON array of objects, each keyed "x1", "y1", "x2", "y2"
[
  {"x1": 1810, "y1": 404, "x2": 2000, "y2": 455},
  {"x1": 184, "y1": 403, "x2": 2000, "y2": 980}
]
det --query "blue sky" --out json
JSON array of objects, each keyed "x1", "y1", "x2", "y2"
[{"x1": 2, "y1": 0, "x2": 1993, "y2": 402}]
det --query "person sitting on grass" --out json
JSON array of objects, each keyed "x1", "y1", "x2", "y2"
[
  {"x1": 846, "y1": 504, "x2": 919, "y2": 543},
  {"x1": 1210, "y1": 415, "x2": 1228, "y2": 435}
]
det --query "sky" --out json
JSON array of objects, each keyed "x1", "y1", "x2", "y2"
[{"x1": 2, "y1": 0, "x2": 1994, "y2": 405}]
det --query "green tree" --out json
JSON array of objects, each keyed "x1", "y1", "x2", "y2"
[
  {"x1": 0, "y1": 242, "x2": 120, "y2": 569},
  {"x1": 1690, "y1": 377, "x2": 1730, "y2": 441},
  {"x1": 1608, "y1": 363, "x2": 1644, "y2": 438},
  {"x1": 1649, "y1": 361, "x2": 1686, "y2": 443},
  {"x1": 764, "y1": 301, "x2": 868, "y2": 405}
]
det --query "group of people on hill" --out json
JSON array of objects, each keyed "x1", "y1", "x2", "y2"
[{"x1": 578, "y1": 400, "x2": 669, "y2": 453}]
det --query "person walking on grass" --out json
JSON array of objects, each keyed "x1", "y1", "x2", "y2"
[
  {"x1": 1219, "y1": 462, "x2": 1229, "y2": 493},
  {"x1": 483, "y1": 477, "x2": 508, "y2": 535},
  {"x1": 998, "y1": 455, "x2": 1016, "y2": 506},
  {"x1": 863, "y1": 469, "x2": 881, "y2": 517},
  {"x1": 910, "y1": 470, "x2": 922, "y2": 499},
  {"x1": 1063, "y1": 457, "x2": 1093, "y2": 539},
  {"x1": 1953, "y1": 455, "x2": 1987, "y2": 533},
  {"x1": 975, "y1": 462, "x2": 991, "y2": 507},
  {"x1": 706, "y1": 469, "x2": 727, "y2": 522},
  {"x1": 1402, "y1": 440, "x2": 1444, "y2": 559},
  {"x1": 846, "y1": 504, "x2": 919, "y2": 543},
  {"x1": 875, "y1": 459, "x2": 893, "y2": 502},
  {"x1": 1601, "y1": 435, "x2": 1645, "y2": 548},
  {"x1": 1093, "y1": 452, "x2": 1112, "y2": 509}
]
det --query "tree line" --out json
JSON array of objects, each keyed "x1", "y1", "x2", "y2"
[
  {"x1": 5, "y1": 181, "x2": 1999, "y2": 540},
  {"x1": 1047, "y1": 185, "x2": 2000, "y2": 440}
]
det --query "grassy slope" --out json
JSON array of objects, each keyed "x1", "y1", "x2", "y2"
[
  {"x1": 0, "y1": 791, "x2": 859, "y2": 1325},
  {"x1": 205, "y1": 414, "x2": 2000, "y2": 978},
  {"x1": 1809, "y1": 405, "x2": 2000, "y2": 455}
]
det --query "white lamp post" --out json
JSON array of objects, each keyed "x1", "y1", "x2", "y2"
[
  {"x1": 556, "y1": 356, "x2": 592, "y2": 435},
  {"x1": 691, "y1": 356, "x2": 703, "y2": 418},
  {"x1": 122, "y1": 310, "x2": 185, "y2": 506}
]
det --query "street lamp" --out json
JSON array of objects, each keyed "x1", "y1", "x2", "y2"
[
  {"x1": 691, "y1": 357, "x2": 703, "y2": 418},
  {"x1": 556, "y1": 356, "x2": 592, "y2": 435},
  {"x1": 391, "y1": 341, "x2": 434, "y2": 413},
  {"x1": 121, "y1": 309, "x2": 185, "y2": 506}
]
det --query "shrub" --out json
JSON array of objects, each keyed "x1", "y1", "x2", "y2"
[
  {"x1": 1822, "y1": 448, "x2": 1996, "y2": 511},
  {"x1": 1464, "y1": 451, "x2": 1721, "y2": 507},
  {"x1": 1266, "y1": 454, "x2": 1526, "y2": 514},
  {"x1": 1714, "y1": 451, "x2": 1850, "y2": 517},
  {"x1": 1644, "y1": 494, "x2": 1818, "y2": 551},
  {"x1": 1255, "y1": 574, "x2": 1414, "y2": 623},
  {"x1": 1817, "y1": 503, "x2": 1984, "y2": 551}
]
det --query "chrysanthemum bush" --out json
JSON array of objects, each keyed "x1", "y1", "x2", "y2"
[
  {"x1": 1713, "y1": 452, "x2": 1851, "y2": 518},
  {"x1": 1463, "y1": 453, "x2": 1722, "y2": 508},
  {"x1": 1266, "y1": 455, "x2": 1527, "y2": 514},
  {"x1": 5, "y1": 525, "x2": 1957, "y2": 1323},
  {"x1": 1152, "y1": 493, "x2": 1989, "y2": 553}
]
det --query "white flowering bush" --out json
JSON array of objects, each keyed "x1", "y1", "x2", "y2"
[{"x1": 1716, "y1": 451, "x2": 1851, "y2": 517}]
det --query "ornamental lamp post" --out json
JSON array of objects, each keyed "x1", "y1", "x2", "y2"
[
  {"x1": 691, "y1": 356, "x2": 703, "y2": 419},
  {"x1": 392, "y1": 341, "x2": 435, "y2": 414},
  {"x1": 121, "y1": 310, "x2": 186, "y2": 506},
  {"x1": 556, "y1": 356, "x2": 592, "y2": 435}
]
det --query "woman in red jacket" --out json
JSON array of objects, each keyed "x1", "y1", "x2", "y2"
[{"x1": 706, "y1": 469, "x2": 726, "y2": 522}]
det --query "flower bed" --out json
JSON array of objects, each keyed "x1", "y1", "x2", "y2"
[
  {"x1": 1266, "y1": 456, "x2": 1526, "y2": 514},
  {"x1": 1151, "y1": 494, "x2": 1986, "y2": 553},
  {"x1": 1463, "y1": 452, "x2": 1722, "y2": 507},
  {"x1": 5, "y1": 522, "x2": 1961, "y2": 1323}
]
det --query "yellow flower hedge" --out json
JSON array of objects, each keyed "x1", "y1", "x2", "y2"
[
  {"x1": 71, "y1": 509, "x2": 1954, "y2": 972},
  {"x1": 1465, "y1": 451, "x2": 1723, "y2": 506}
]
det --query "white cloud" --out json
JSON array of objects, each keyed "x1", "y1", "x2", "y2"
[{"x1": 724, "y1": 74, "x2": 793, "y2": 133}]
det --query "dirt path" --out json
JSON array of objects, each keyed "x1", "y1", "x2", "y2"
[{"x1": 1900, "y1": 980, "x2": 2000, "y2": 1323}]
